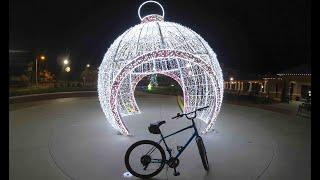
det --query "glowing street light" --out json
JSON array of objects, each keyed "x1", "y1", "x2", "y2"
[
  {"x1": 230, "y1": 77, "x2": 234, "y2": 81},
  {"x1": 40, "y1": 55, "x2": 46, "y2": 60},
  {"x1": 86, "y1": 64, "x2": 90, "y2": 68},
  {"x1": 65, "y1": 66, "x2": 71, "y2": 72},
  {"x1": 63, "y1": 59, "x2": 69, "y2": 65}
]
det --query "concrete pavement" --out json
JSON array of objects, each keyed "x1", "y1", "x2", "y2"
[{"x1": 9, "y1": 93, "x2": 310, "y2": 180}]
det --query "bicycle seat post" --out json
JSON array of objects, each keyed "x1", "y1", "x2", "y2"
[{"x1": 191, "y1": 118, "x2": 200, "y2": 136}]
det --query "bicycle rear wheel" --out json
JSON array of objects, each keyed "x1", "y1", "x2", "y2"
[
  {"x1": 196, "y1": 136, "x2": 209, "y2": 171},
  {"x1": 124, "y1": 140, "x2": 166, "y2": 179}
]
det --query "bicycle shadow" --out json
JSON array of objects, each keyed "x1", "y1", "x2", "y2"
[
  {"x1": 128, "y1": 177, "x2": 164, "y2": 180},
  {"x1": 201, "y1": 162, "x2": 214, "y2": 180}
]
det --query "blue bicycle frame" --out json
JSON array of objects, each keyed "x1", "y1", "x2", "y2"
[{"x1": 154, "y1": 118, "x2": 200, "y2": 162}]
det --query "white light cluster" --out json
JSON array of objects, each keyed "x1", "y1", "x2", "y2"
[
  {"x1": 263, "y1": 77, "x2": 282, "y2": 80},
  {"x1": 98, "y1": 1, "x2": 224, "y2": 136},
  {"x1": 277, "y1": 73, "x2": 311, "y2": 76}
]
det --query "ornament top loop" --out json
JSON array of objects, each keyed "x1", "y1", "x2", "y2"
[{"x1": 138, "y1": 1, "x2": 165, "y2": 21}]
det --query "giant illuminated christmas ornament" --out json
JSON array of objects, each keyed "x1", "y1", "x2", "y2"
[{"x1": 98, "y1": 1, "x2": 224, "y2": 136}]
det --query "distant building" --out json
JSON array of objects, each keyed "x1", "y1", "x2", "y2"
[
  {"x1": 223, "y1": 64, "x2": 311, "y2": 102},
  {"x1": 273, "y1": 64, "x2": 311, "y2": 101}
]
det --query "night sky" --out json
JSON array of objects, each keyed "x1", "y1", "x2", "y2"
[{"x1": 9, "y1": 0, "x2": 310, "y2": 78}]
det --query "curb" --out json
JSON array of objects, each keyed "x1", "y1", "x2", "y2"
[{"x1": 9, "y1": 91, "x2": 97, "y2": 104}]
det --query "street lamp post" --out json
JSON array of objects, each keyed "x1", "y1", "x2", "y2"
[
  {"x1": 61, "y1": 58, "x2": 70, "y2": 87},
  {"x1": 83, "y1": 64, "x2": 90, "y2": 86},
  {"x1": 35, "y1": 55, "x2": 45, "y2": 87},
  {"x1": 229, "y1": 77, "x2": 234, "y2": 90},
  {"x1": 64, "y1": 66, "x2": 71, "y2": 87}
]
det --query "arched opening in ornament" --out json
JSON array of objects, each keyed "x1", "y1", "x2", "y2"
[
  {"x1": 132, "y1": 72, "x2": 207, "y2": 130},
  {"x1": 122, "y1": 72, "x2": 206, "y2": 135},
  {"x1": 122, "y1": 71, "x2": 186, "y2": 116},
  {"x1": 135, "y1": 74, "x2": 183, "y2": 96}
]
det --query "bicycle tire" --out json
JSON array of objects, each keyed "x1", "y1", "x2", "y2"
[
  {"x1": 196, "y1": 136, "x2": 209, "y2": 171},
  {"x1": 124, "y1": 140, "x2": 166, "y2": 179}
]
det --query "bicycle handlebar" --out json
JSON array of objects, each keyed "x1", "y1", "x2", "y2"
[{"x1": 171, "y1": 106, "x2": 209, "y2": 119}]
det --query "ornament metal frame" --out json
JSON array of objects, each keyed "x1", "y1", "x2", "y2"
[{"x1": 98, "y1": 1, "x2": 224, "y2": 136}]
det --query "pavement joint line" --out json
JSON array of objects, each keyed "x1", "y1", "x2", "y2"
[
  {"x1": 47, "y1": 123, "x2": 75, "y2": 180},
  {"x1": 255, "y1": 139, "x2": 278, "y2": 179}
]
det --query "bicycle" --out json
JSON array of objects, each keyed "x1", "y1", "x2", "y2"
[{"x1": 124, "y1": 106, "x2": 210, "y2": 179}]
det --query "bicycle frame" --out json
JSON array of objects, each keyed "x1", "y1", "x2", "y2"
[
  {"x1": 156, "y1": 118, "x2": 200, "y2": 162},
  {"x1": 127, "y1": 107, "x2": 209, "y2": 178}
]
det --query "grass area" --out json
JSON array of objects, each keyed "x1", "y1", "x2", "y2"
[{"x1": 9, "y1": 87, "x2": 97, "y2": 97}]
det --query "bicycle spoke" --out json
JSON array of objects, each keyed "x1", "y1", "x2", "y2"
[{"x1": 146, "y1": 146, "x2": 157, "y2": 155}]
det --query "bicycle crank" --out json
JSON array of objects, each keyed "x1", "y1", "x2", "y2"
[{"x1": 167, "y1": 157, "x2": 180, "y2": 168}]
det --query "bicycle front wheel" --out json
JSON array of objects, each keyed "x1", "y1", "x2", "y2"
[
  {"x1": 196, "y1": 136, "x2": 209, "y2": 171},
  {"x1": 124, "y1": 140, "x2": 166, "y2": 179}
]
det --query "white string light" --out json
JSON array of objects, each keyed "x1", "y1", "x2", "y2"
[{"x1": 98, "y1": 1, "x2": 224, "y2": 135}]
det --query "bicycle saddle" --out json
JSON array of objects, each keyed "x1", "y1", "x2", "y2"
[{"x1": 148, "y1": 121, "x2": 166, "y2": 134}]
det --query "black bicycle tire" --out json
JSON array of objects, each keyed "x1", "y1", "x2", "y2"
[
  {"x1": 196, "y1": 136, "x2": 209, "y2": 171},
  {"x1": 124, "y1": 140, "x2": 166, "y2": 179}
]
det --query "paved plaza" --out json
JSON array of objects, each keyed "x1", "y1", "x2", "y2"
[{"x1": 9, "y1": 93, "x2": 310, "y2": 180}]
